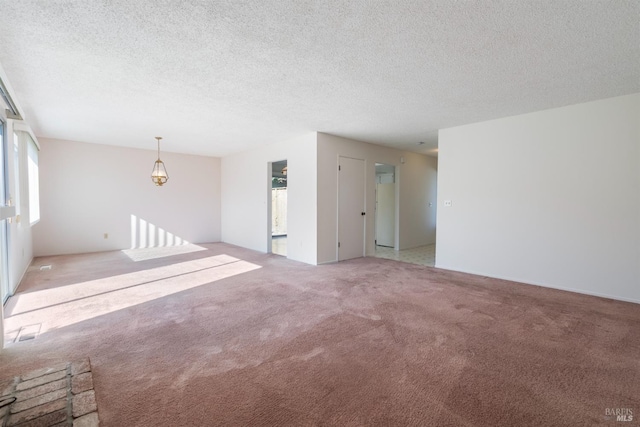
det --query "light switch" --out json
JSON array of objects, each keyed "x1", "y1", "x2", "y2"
[{"x1": 444, "y1": 200, "x2": 452, "y2": 207}]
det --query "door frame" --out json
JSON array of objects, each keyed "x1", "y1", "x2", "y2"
[
  {"x1": 374, "y1": 163, "x2": 397, "y2": 249},
  {"x1": 267, "y1": 159, "x2": 287, "y2": 256},
  {"x1": 266, "y1": 161, "x2": 274, "y2": 254}
]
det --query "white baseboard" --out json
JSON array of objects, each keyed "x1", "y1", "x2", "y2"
[{"x1": 434, "y1": 264, "x2": 640, "y2": 305}]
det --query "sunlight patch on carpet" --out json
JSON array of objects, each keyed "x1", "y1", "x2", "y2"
[
  {"x1": 3, "y1": 255, "x2": 261, "y2": 339},
  {"x1": 122, "y1": 243, "x2": 207, "y2": 262}
]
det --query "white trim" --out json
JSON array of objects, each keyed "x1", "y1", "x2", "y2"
[
  {"x1": 11, "y1": 256, "x2": 33, "y2": 295},
  {"x1": 0, "y1": 62, "x2": 25, "y2": 120}
]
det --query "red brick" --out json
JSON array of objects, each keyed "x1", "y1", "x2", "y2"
[
  {"x1": 11, "y1": 388, "x2": 67, "y2": 413},
  {"x1": 21, "y1": 362, "x2": 68, "y2": 382},
  {"x1": 13, "y1": 409, "x2": 69, "y2": 427},
  {"x1": 73, "y1": 412, "x2": 99, "y2": 427},
  {"x1": 70, "y1": 359, "x2": 91, "y2": 376},
  {"x1": 1, "y1": 403, "x2": 11, "y2": 419},
  {"x1": 72, "y1": 390, "x2": 96, "y2": 418},
  {"x1": 6, "y1": 398, "x2": 66, "y2": 426},
  {"x1": 1, "y1": 376, "x2": 17, "y2": 396},
  {"x1": 13, "y1": 408, "x2": 67, "y2": 427},
  {"x1": 16, "y1": 371, "x2": 67, "y2": 392},
  {"x1": 15, "y1": 378, "x2": 67, "y2": 401},
  {"x1": 71, "y1": 373, "x2": 93, "y2": 395}
]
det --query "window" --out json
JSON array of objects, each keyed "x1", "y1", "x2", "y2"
[
  {"x1": 0, "y1": 120, "x2": 6, "y2": 206},
  {"x1": 13, "y1": 132, "x2": 20, "y2": 216},
  {"x1": 27, "y1": 135, "x2": 39, "y2": 224},
  {"x1": 0, "y1": 119, "x2": 8, "y2": 303}
]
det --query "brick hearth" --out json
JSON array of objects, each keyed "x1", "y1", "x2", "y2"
[{"x1": 0, "y1": 358, "x2": 99, "y2": 426}]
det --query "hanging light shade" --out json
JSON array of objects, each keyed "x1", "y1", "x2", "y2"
[{"x1": 151, "y1": 136, "x2": 169, "y2": 186}]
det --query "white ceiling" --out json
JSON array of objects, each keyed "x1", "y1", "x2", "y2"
[{"x1": 0, "y1": 1, "x2": 638, "y2": 158}]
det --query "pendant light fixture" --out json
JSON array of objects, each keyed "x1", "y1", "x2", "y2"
[{"x1": 151, "y1": 136, "x2": 169, "y2": 186}]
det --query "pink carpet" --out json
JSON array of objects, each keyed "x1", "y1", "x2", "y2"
[{"x1": 1, "y1": 243, "x2": 638, "y2": 426}]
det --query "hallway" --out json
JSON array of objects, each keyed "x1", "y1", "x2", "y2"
[{"x1": 373, "y1": 244, "x2": 435, "y2": 267}]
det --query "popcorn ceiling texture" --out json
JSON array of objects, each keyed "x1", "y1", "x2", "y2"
[{"x1": 0, "y1": 1, "x2": 638, "y2": 156}]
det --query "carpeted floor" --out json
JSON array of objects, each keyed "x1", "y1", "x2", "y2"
[{"x1": 1, "y1": 243, "x2": 638, "y2": 426}]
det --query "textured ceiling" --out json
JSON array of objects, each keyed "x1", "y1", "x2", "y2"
[{"x1": 0, "y1": 1, "x2": 638, "y2": 157}]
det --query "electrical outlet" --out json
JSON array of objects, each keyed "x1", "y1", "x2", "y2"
[{"x1": 444, "y1": 200, "x2": 452, "y2": 207}]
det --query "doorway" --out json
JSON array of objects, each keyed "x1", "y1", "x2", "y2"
[
  {"x1": 338, "y1": 156, "x2": 365, "y2": 261},
  {"x1": 374, "y1": 163, "x2": 396, "y2": 249},
  {"x1": 270, "y1": 160, "x2": 287, "y2": 256}
]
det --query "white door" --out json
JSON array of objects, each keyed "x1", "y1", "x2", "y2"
[
  {"x1": 375, "y1": 183, "x2": 395, "y2": 247},
  {"x1": 338, "y1": 157, "x2": 365, "y2": 261}
]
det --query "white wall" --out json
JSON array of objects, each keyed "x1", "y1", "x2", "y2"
[
  {"x1": 34, "y1": 138, "x2": 221, "y2": 256},
  {"x1": 437, "y1": 93, "x2": 640, "y2": 303},
  {"x1": 317, "y1": 133, "x2": 437, "y2": 264},
  {"x1": 221, "y1": 132, "x2": 317, "y2": 265}
]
